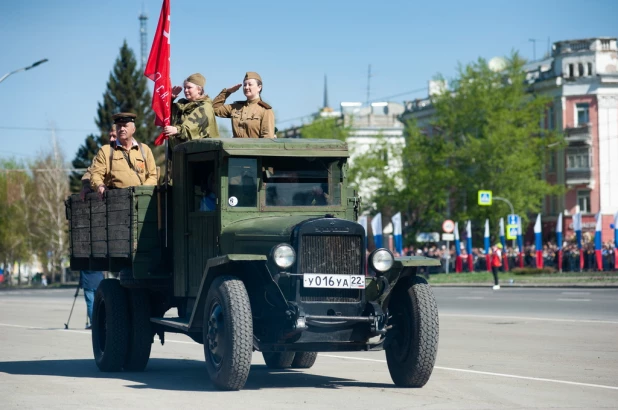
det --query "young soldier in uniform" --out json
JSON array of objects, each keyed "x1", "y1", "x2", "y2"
[
  {"x1": 162, "y1": 72, "x2": 219, "y2": 149},
  {"x1": 212, "y1": 72, "x2": 275, "y2": 139},
  {"x1": 89, "y1": 112, "x2": 157, "y2": 199}
]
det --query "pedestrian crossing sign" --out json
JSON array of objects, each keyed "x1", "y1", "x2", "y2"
[
  {"x1": 506, "y1": 224, "x2": 518, "y2": 240},
  {"x1": 478, "y1": 190, "x2": 492, "y2": 206}
]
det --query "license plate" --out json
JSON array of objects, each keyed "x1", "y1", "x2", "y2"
[{"x1": 303, "y1": 274, "x2": 365, "y2": 289}]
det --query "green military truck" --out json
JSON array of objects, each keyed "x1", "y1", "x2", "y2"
[{"x1": 66, "y1": 138, "x2": 440, "y2": 391}]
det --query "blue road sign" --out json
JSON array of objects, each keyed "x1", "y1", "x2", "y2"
[{"x1": 508, "y1": 214, "x2": 520, "y2": 226}]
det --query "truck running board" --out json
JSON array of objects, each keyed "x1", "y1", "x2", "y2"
[{"x1": 150, "y1": 317, "x2": 191, "y2": 332}]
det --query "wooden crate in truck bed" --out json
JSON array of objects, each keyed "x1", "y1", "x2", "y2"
[{"x1": 66, "y1": 186, "x2": 169, "y2": 278}]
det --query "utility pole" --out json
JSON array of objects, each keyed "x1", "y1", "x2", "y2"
[
  {"x1": 529, "y1": 38, "x2": 540, "y2": 61},
  {"x1": 139, "y1": 6, "x2": 148, "y2": 69}
]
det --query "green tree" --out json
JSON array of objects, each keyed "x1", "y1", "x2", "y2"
[
  {"x1": 402, "y1": 52, "x2": 563, "y2": 242},
  {"x1": 70, "y1": 40, "x2": 158, "y2": 192},
  {"x1": 300, "y1": 117, "x2": 350, "y2": 141}
]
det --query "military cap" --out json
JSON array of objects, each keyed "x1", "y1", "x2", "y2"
[
  {"x1": 112, "y1": 112, "x2": 137, "y2": 123},
  {"x1": 244, "y1": 72, "x2": 262, "y2": 83},
  {"x1": 185, "y1": 73, "x2": 205, "y2": 88}
]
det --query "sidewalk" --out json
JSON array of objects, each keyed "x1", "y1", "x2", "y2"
[{"x1": 427, "y1": 271, "x2": 618, "y2": 288}]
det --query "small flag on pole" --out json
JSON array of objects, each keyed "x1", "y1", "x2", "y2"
[
  {"x1": 466, "y1": 220, "x2": 473, "y2": 272},
  {"x1": 392, "y1": 212, "x2": 403, "y2": 256},
  {"x1": 574, "y1": 212, "x2": 583, "y2": 271},
  {"x1": 556, "y1": 213, "x2": 563, "y2": 272},
  {"x1": 454, "y1": 222, "x2": 462, "y2": 273},
  {"x1": 594, "y1": 213, "x2": 603, "y2": 271},
  {"x1": 484, "y1": 219, "x2": 491, "y2": 272},
  {"x1": 534, "y1": 214, "x2": 543, "y2": 268},
  {"x1": 371, "y1": 213, "x2": 383, "y2": 249},
  {"x1": 517, "y1": 217, "x2": 524, "y2": 268}
]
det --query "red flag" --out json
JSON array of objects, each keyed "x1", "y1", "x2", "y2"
[{"x1": 144, "y1": 0, "x2": 171, "y2": 146}]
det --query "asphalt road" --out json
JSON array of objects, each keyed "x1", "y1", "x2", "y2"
[{"x1": 0, "y1": 286, "x2": 617, "y2": 409}]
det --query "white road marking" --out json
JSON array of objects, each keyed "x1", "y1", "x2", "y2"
[
  {"x1": 322, "y1": 354, "x2": 618, "y2": 391},
  {"x1": 440, "y1": 313, "x2": 618, "y2": 324},
  {"x1": 556, "y1": 299, "x2": 591, "y2": 302}
]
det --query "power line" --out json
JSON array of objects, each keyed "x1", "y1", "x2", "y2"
[{"x1": 0, "y1": 126, "x2": 99, "y2": 133}]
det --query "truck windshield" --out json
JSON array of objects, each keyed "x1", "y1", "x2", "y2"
[{"x1": 262, "y1": 157, "x2": 341, "y2": 207}]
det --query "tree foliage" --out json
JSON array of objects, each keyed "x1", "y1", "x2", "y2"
[
  {"x1": 70, "y1": 41, "x2": 158, "y2": 192},
  {"x1": 400, "y1": 53, "x2": 563, "y2": 242},
  {"x1": 300, "y1": 117, "x2": 350, "y2": 141}
]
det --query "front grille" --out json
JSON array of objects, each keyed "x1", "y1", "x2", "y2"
[{"x1": 299, "y1": 235, "x2": 363, "y2": 302}]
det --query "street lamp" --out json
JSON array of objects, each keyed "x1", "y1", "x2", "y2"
[{"x1": 0, "y1": 59, "x2": 49, "y2": 84}]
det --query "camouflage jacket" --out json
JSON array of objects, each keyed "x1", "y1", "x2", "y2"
[{"x1": 170, "y1": 95, "x2": 219, "y2": 149}]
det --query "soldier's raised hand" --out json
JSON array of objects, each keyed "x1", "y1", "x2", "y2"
[
  {"x1": 171, "y1": 85, "x2": 183, "y2": 99},
  {"x1": 227, "y1": 84, "x2": 242, "y2": 93}
]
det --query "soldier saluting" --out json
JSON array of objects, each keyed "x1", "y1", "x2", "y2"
[
  {"x1": 212, "y1": 71, "x2": 275, "y2": 139},
  {"x1": 89, "y1": 112, "x2": 157, "y2": 199}
]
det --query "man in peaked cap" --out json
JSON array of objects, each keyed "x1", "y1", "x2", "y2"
[
  {"x1": 89, "y1": 112, "x2": 157, "y2": 198},
  {"x1": 212, "y1": 71, "x2": 275, "y2": 139}
]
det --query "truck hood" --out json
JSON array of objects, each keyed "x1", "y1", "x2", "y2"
[{"x1": 220, "y1": 215, "x2": 316, "y2": 255}]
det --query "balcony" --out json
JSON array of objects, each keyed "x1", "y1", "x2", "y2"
[
  {"x1": 566, "y1": 168, "x2": 593, "y2": 186},
  {"x1": 564, "y1": 124, "x2": 591, "y2": 145}
]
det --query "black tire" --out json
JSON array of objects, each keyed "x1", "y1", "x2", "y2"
[
  {"x1": 92, "y1": 279, "x2": 130, "y2": 372},
  {"x1": 385, "y1": 276, "x2": 439, "y2": 387},
  {"x1": 203, "y1": 276, "x2": 253, "y2": 391},
  {"x1": 124, "y1": 288, "x2": 153, "y2": 371},
  {"x1": 262, "y1": 352, "x2": 295, "y2": 369},
  {"x1": 291, "y1": 352, "x2": 318, "y2": 369}
]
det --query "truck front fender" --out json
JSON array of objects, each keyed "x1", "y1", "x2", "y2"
[
  {"x1": 187, "y1": 254, "x2": 289, "y2": 330},
  {"x1": 365, "y1": 256, "x2": 441, "y2": 311}
]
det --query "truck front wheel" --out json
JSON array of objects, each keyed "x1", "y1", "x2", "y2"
[
  {"x1": 385, "y1": 276, "x2": 439, "y2": 387},
  {"x1": 203, "y1": 276, "x2": 253, "y2": 390},
  {"x1": 92, "y1": 279, "x2": 130, "y2": 372}
]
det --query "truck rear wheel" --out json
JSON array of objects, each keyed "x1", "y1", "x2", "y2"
[
  {"x1": 262, "y1": 352, "x2": 294, "y2": 369},
  {"x1": 124, "y1": 288, "x2": 152, "y2": 371},
  {"x1": 292, "y1": 352, "x2": 318, "y2": 369},
  {"x1": 203, "y1": 276, "x2": 253, "y2": 391},
  {"x1": 92, "y1": 279, "x2": 129, "y2": 372},
  {"x1": 385, "y1": 276, "x2": 439, "y2": 387}
]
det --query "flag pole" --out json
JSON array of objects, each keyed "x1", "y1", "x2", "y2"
[{"x1": 165, "y1": 139, "x2": 169, "y2": 247}]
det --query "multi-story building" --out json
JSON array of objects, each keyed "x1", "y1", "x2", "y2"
[
  {"x1": 279, "y1": 78, "x2": 405, "y2": 203},
  {"x1": 401, "y1": 37, "x2": 618, "y2": 243}
]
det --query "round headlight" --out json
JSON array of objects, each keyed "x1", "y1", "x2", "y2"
[
  {"x1": 272, "y1": 244, "x2": 296, "y2": 269},
  {"x1": 370, "y1": 248, "x2": 394, "y2": 273}
]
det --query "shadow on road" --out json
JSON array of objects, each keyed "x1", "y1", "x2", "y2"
[{"x1": 0, "y1": 359, "x2": 397, "y2": 391}]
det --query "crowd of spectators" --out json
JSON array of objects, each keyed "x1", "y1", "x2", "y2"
[{"x1": 399, "y1": 239, "x2": 616, "y2": 273}]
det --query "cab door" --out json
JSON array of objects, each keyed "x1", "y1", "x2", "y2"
[{"x1": 185, "y1": 152, "x2": 219, "y2": 296}]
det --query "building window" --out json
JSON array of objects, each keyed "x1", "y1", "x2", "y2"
[
  {"x1": 578, "y1": 63, "x2": 584, "y2": 77},
  {"x1": 577, "y1": 190, "x2": 590, "y2": 213},
  {"x1": 568, "y1": 64, "x2": 574, "y2": 77},
  {"x1": 587, "y1": 62, "x2": 593, "y2": 76},
  {"x1": 547, "y1": 105, "x2": 555, "y2": 130},
  {"x1": 575, "y1": 103, "x2": 589, "y2": 125},
  {"x1": 548, "y1": 152, "x2": 556, "y2": 172},
  {"x1": 567, "y1": 148, "x2": 591, "y2": 169},
  {"x1": 550, "y1": 195, "x2": 558, "y2": 215}
]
